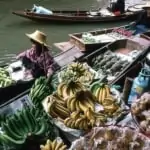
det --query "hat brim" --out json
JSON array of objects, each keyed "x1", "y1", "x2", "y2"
[{"x1": 26, "y1": 33, "x2": 50, "y2": 47}]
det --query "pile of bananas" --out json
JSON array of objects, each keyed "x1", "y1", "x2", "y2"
[
  {"x1": 64, "y1": 108, "x2": 106, "y2": 130},
  {"x1": 57, "y1": 80, "x2": 84, "y2": 99},
  {"x1": 66, "y1": 90, "x2": 96, "y2": 112},
  {"x1": 40, "y1": 139, "x2": 67, "y2": 150},
  {"x1": 46, "y1": 93, "x2": 70, "y2": 119},
  {"x1": 0, "y1": 67, "x2": 15, "y2": 88},
  {"x1": 0, "y1": 107, "x2": 48, "y2": 148},
  {"x1": 59, "y1": 62, "x2": 94, "y2": 84},
  {"x1": 90, "y1": 82, "x2": 121, "y2": 117},
  {"x1": 90, "y1": 82, "x2": 110, "y2": 104}
]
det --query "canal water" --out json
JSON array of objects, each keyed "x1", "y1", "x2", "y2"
[{"x1": 0, "y1": 0, "x2": 132, "y2": 65}]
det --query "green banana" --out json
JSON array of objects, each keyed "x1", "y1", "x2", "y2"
[
  {"x1": 1, "y1": 122, "x2": 22, "y2": 140},
  {"x1": 34, "y1": 120, "x2": 46, "y2": 136},
  {"x1": 0, "y1": 134, "x2": 25, "y2": 145}
]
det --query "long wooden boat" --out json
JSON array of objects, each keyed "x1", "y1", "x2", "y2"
[
  {"x1": 12, "y1": 8, "x2": 143, "y2": 23},
  {"x1": 54, "y1": 22, "x2": 150, "y2": 52}
]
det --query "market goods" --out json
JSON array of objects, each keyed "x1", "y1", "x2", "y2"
[
  {"x1": 91, "y1": 50, "x2": 131, "y2": 81},
  {"x1": 0, "y1": 67, "x2": 15, "y2": 88},
  {"x1": 57, "y1": 80, "x2": 84, "y2": 99},
  {"x1": 59, "y1": 62, "x2": 95, "y2": 84},
  {"x1": 46, "y1": 95, "x2": 70, "y2": 119},
  {"x1": 40, "y1": 139, "x2": 67, "y2": 150},
  {"x1": 0, "y1": 107, "x2": 48, "y2": 148},
  {"x1": 131, "y1": 92, "x2": 150, "y2": 134},
  {"x1": 64, "y1": 108, "x2": 106, "y2": 130},
  {"x1": 66, "y1": 90, "x2": 96, "y2": 112},
  {"x1": 69, "y1": 126, "x2": 150, "y2": 150},
  {"x1": 90, "y1": 82, "x2": 110, "y2": 104},
  {"x1": 29, "y1": 76, "x2": 54, "y2": 107}
]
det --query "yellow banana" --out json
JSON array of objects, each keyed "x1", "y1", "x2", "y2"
[
  {"x1": 62, "y1": 86, "x2": 69, "y2": 98},
  {"x1": 55, "y1": 142, "x2": 65, "y2": 150},
  {"x1": 78, "y1": 119, "x2": 84, "y2": 130},
  {"x1": 75, "y1": 117, "x2": 84, "y2": 128},
  {"x1": 82, "y1": 99, "x2": 94, "y2": 111},
  {"x1": 85, "y1": 107, "x2": 95, "y2": 120},
  {"x1": 70, "y1": 98, "x2": 77, "y2": 112},
  {"x1": 104, "y1": 104, "x2": 118, "y2": 114},
  {"x1": 102, "y1": 99, "x2": 114, "y2": 106},
  {"x1": 94, "y1": 88, "x2": 101, "y2": 101},
  {"x1": 55, "y1": 103, "x2": 70, "y2": 114},
  {"x1": 59, "y1": 145, "x2": 67, "y2": 150},
  {"x1": 51, "y1": 139, "x2": 57, "y2": 150},
  {"x1": 101, "y1": 88, "x2": 107, "y2": 104},
  {"x1": 57, "y1": 82, "x2": 66, "y2": 97},
  {"x1": 70, "y1": 120, "x2": 76, "y2": 129},
  {"x1": 75, "y1": 100, "x2": 81, "y2": 112},
  {"x1": 55, "y1": 104, "x2": 70, "y2": 119},
  {"x1": 70, "y1": 111, "x2": 80, "y2": 120},
  {"x1": 82, "y1": 120, "x2": 88, "y2": 130},
  {"x1": 66, "y1": 96, "x2": 75, "y2": 110},
  {"x1": 40, "y1": 145, "x2": 46, "y2": 150},
  {"x1": 78, "y1": 101, "x2": 88, "y2": 113},
  {"x1": 104, "y1": 85, "x2": 110, "y2": 96},
  {"x1": 64, "y1": 118, "x2": 73, "y2": 127}
]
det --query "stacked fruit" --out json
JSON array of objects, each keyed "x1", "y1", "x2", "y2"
[
  {"x1": 0, "y1": 67, "x2": 15, "y2": 88},
  {"x1": 57, "y1": 80, "x2": 84, "y2": 99},
  {"x1": 59, "y1": 62, "x2": 94, "y2": 84},
  {"x1": 40, "y1": 139, "x2": 67, "y2": 150},
  {"x1": 47, "y1": 93, "x2": 70, "y2": 119},
  {"x1": 64, "y1": 108, "x2": 106, "y2": 130},
  {"x1": 90, "y1": 82, "x2": 120, "y2": 117},
  {"x1": 29, "y1": 76, "x2": 54, "y2": 107},
  {"x1": 0, "y1": 107, "x2": 48, "y2": 148},
  {"x1": 46, "y1": 88, "x2": 106, "y2": 130}
]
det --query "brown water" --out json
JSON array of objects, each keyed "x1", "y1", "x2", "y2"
[{"x1": 0, "y1": 0, "x2": 130, "y2": 65}]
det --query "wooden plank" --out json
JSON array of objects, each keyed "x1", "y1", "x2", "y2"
[
  {"x1": 54, "y1": 41, "x2": 75, "y2": 52},
  {"x1": 54, "y1": 46, "x2": 84, "y2": 67}
]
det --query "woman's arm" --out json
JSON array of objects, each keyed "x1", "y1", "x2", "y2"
[
  {"x1": 16, "y1": 51, "x2": 27, "y2": 60},
  {"x1": 43, "y1": 51, "x2": 55, "y2": 77}
]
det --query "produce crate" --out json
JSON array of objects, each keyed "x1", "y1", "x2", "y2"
[
  {"x1": 78, "y1": 39, "x2": 147, "y2": 84},
  {"x1": 111, "y1": 46, "x2": 150, "y2": 88}
]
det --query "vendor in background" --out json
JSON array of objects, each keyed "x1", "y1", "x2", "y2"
[
  {"x1": 109, "y1": 0, "x2": 125, "y2": 15},
  {"x1": 17, "y1": 30, "x2": 56, "y2": 78}
]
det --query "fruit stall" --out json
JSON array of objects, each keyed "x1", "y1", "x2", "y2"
[{"x1": 0, "y1": 44, "x2": 150, "y2": 150}]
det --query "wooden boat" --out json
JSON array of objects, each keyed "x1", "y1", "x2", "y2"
[
  {"x1": 54, "y1": 22, "x2": 149, "y2": 52},
  {"x1": 0, "y1": 47, "x2": 84, "y2": 105},
  {"x1": 77, "y1": 38, "x2": 150, "y2": 84},
  {"x1": 12, "y1": 8, "x2": 143, "y2": 23}
]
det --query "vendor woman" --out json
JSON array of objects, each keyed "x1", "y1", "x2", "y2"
[{"x1": 17, "y1": 30, "x2": 55, "y2": 78}]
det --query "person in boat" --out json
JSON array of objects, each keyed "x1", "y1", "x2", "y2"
[
  {"x1": 109, "y1": 0, "x2": 125, "y2": 15},
  {"x1": 16, "y1": 30, "x2": 56, "y2": 78}
]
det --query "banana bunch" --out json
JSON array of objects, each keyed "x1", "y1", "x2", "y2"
[
  {"x1": 64, "y1": 108, "x2": 106, "y2": 130},
  {"x1": 68, "y1": 62, "x2": 86, "y2": 74},
  {"x1": 90, "y1": 82, "x2": 110, "y2": 104},
  {"x1": 0, "y1": 107, "x2": 47, "y2": 148},
  {"x1": 29, "y1": 76, "x2": 54, "y2": 108},
  {"x1": 40, "y1": 139, "x2": 67, "y2": 150},
  {"x1": 85, "y1": 108, "x2": 106, "y2": 127},
  {"x1": 57, "y1": 80, "x2": 84, "y2": 99},
  {"x1": 60, "y1": 62, "x2": 94, "y2": 84},
  {"x1": 102, "y1": 95, "x2": 119, "y2": 116},
  {"x1": 64, "y1": 112, "x2": 89, "y2": 130},
  {"x1": 47, "y1": 95, "x2": 70, "y2": 119},
  {"x1": 66, "y1": 90, "x2": 95, "y2": 112}
]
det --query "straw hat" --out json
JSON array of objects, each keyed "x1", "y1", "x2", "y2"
[{"x1": 26, "y1": 30, "x2": 49, "y2": 47}]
